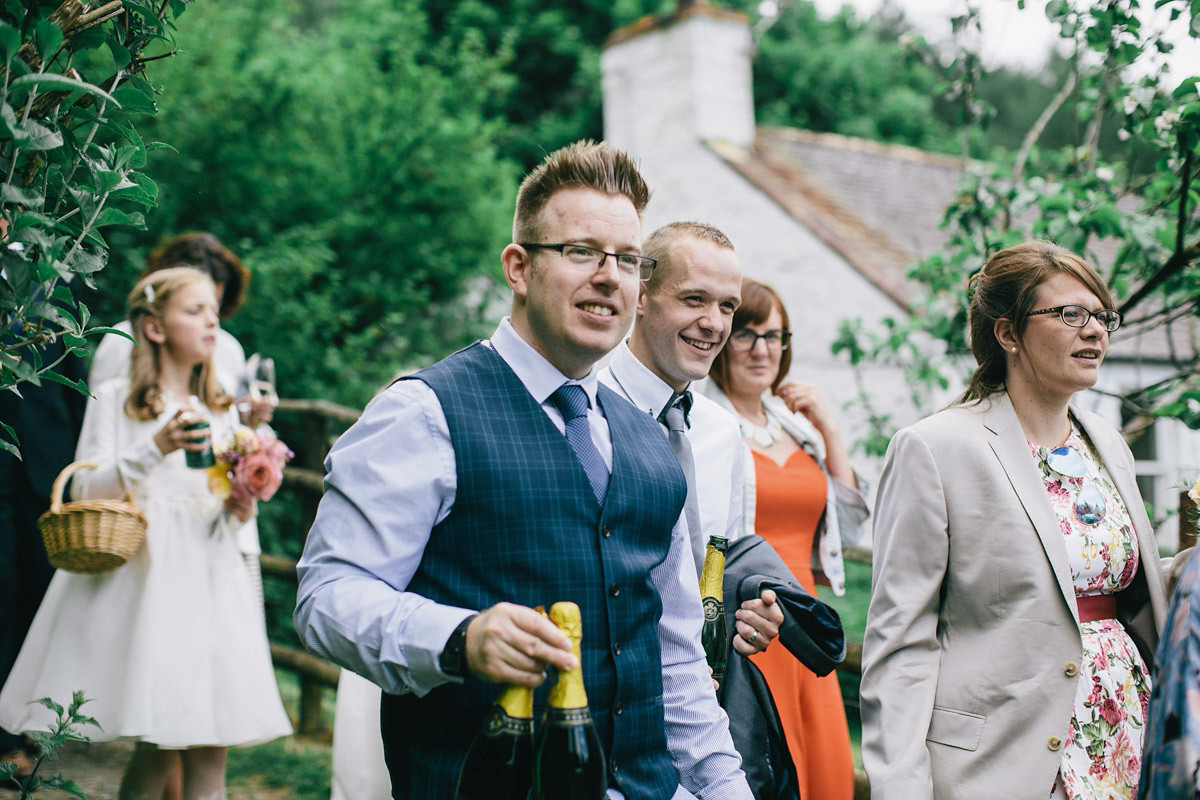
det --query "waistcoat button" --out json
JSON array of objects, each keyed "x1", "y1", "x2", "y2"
[
  {"x1": 613, "y1": 642, "x2": 622, "y2": 656},
  {"x1": 609, "y1": 583, "x2": 621, "y2": 597},
  {"x1": 602, "y1": 526, "x2": 612, "y2": 538}
]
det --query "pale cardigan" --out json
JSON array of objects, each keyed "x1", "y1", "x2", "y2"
[{"x1": 700, "y1": 380, "x2": 870, "y2": 595}]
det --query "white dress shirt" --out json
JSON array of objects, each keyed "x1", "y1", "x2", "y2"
[
  {"x1": 295, "y1": 318, "x2": 751, "y2": 800},
  {"x1": 599, "y1": 342, "x2": 746, "y2": 574}
]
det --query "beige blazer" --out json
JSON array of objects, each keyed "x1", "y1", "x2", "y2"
[{"x1": 860, "y1": 392, "x2": 1166, "y2": 800}]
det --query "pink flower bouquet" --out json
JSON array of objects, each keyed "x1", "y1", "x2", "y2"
[{"x1": 207, "y1": 426, "x2": 293, "y2": 503}]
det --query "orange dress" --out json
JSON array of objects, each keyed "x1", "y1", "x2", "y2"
[{"x1": 749, "y1": 449, "x2": 856, "y2": 800}]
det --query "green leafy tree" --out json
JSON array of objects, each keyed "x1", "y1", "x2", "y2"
[
  {"x1": 833, "y1": 0, "x2": 1200, "y2": 454},
  {"x1": 0, "y1": 0, "x2": 191, "y2": 456},
  {"x1": 90, "y1": 0, "x2": 521, "y2": 407},
  {"x1": 749, "y1": 0, "x2": 958, "y2": 152}
]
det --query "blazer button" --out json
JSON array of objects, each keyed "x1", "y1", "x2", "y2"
[
  {"x1": 609, "y1": 583, "x2": 621, "y2": 597},
  {"x1": 602, "y1": 526, "x2": 612, "y2": 538},
  {"x1": 611, "y1": 758, "x2": 620, "y2": 773},
  {"x1": 614, "y1": 701, "x2": 624, "y2": 715},
  {"x1": 1064, "y1": 662, "x2": 1079, "y2": 677},
  {"x1": 613, "y1": 642, "x2": 622, "y2": 656},
  {"x1": 1047, "y1": 737, "x2": 1062, "y2": 751}
]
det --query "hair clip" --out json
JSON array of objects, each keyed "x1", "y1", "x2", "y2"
[{"x1": 144, "y1": 285, "x2": 155, "y2": 304}]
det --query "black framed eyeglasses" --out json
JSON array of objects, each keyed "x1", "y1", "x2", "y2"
[
  {"x1": 728, "y1": 328, "x2": 791, "y2": 352},
  {"x1": 519, "y1": 243, "x2": 656, "y2": 281},
  {"x1": 1027, "y1": 305, "x2": 1122, "y2": 332}
]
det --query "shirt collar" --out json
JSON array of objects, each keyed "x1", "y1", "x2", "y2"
[
  {"x1": 608, "y1": 341, "x2": 690, "y2": 423},
  {"x1": 489, "y1": 317, "x2": 600, "y2": 409}
]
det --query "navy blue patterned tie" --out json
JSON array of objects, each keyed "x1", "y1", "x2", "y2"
[{"x1": 551, "y1": 384, "x2": 609, "y2": 505}]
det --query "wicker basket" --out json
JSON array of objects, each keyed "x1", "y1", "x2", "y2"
[{"x1": 38, "y1": 461, "x2": 148, "y2": 574}]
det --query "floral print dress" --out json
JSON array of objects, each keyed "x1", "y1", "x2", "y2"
[{"x1": 1031, "y1": 426, "x2": 1151, "y2": 800}]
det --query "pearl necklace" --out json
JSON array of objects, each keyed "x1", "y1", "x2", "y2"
[{"x1": 738, "y1": 409, "x2": 782, "y2": 447}]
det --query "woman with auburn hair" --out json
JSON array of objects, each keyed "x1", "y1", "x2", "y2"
[
  {"x1": 0, "y1": 268, "x2": 290, "y2": 800},
  {"x1": 861, "y1": 240, "x2": 1166, "y2": 799},
  {"x1": 705, "y1": 277, "x2": 869, "y2": 800}
]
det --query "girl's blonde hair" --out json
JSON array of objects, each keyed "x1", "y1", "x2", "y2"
[{"x1": 124, "y1": 267, "x2": 232, "y2": 421}]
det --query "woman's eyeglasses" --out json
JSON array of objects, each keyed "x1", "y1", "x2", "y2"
[
  {"x1": 728, "y1": 328, "x2": 791, "y2": 352},
  {"x1": 1027, "y1": 305, "x2": 1122, "y2": 332},
  {"x1": 1043, "y1": 446, "x2": 1107, "y2": 525}
]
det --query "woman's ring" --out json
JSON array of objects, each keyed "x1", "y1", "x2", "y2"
[{"x1": 747, "y1": 629, "x2": 759, "y2": 644}]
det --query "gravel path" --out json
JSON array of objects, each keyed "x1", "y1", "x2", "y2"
[{"x1": 22, "y1": 740, "x2": 290, "y2": 799}]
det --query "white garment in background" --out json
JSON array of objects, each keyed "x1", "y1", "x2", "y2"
[
  {"x1": 0, "y1": 380, "x2": 291, "y2": 748},
  {"x1": 331, "y1": 670, "x2": 390, "y2": 800}
]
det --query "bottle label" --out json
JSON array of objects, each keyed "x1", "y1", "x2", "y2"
[
  {"x1": 484, "y1": 706, "x2": 535, "y2": 737},
  {"x1": 702, "y1": 596, "x2": 722, "y2": 621},
  {"x1": 545, "y1": 707, "x2": 594, "y2": 727}
]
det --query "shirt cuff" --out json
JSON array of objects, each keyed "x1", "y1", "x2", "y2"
[{"x1": 392, "y1": 603, "x2": 478, "y2": 694}]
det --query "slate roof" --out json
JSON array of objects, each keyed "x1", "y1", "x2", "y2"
[{"x1": 711, "y1": 126, "x2": 1197, "y2": 366}]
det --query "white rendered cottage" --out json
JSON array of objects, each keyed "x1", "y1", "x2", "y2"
[{"x1": 601, "y1": 0, "x2": 1200, "y2": 544}]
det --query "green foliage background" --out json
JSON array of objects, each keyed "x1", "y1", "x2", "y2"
[{"x1": 77, "y1": 0, "x2": 1154, "y2": 412}]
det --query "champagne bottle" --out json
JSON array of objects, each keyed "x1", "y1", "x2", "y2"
[
  {"x1": 454, "y1": 683, "x2": 535, "y2": 800},
  {"x1": 699, "y1": 535, "x2": 729, "y2": 699},
  {"x1": 532, "y1": 601, "x2": 606, "y2": 800},
  {"x1": 455, "y1": 606, "x2": 545, "y2": 800}
]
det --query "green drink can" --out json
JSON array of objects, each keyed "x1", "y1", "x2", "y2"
[{"x1": 183, "y1": 420, "x2": 216, "y2": 469}]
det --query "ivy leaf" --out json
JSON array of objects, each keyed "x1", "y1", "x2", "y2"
[
  {"x1": 110, "y1": 173, "x2": 158, "y2": 208},
  {"x1": 9, "y1": 73, "x2": 121, "y2": 107},
  {"x1": 92, "y1": 207, "x2": 144, "y2": 230},
  {"x1": 0, "y1": 420, "x2": 18, "y2": 460},
  {"x1": 21, "y1": 119, "x2": 64, "y2": 152},
  {"x1": 39, "y1": 369, "x2": 89, "y2": 395},
  {"x1": 0, "y1": 25, "x2": 20, "y2": 71},
  {"x1": 1, "y1": 183, "x2": 44, "y2": 207},
  {"x1": 111, "y1": 85, "x2": 157, "y2": 115},
  {"x1": 33, "y1": 18, "x2": 65, "y2": 62}
]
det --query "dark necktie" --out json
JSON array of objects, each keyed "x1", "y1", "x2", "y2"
[
  {"x1": 659, "y1": 391, "x2": 704, "y2": 573},
  {"x1": 550, "y1": 384, "x2": 609, "y2": 505}
]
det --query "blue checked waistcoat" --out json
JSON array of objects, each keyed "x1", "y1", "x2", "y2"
[{"x1": 380, "y1": 343, "x2": 686, "y2": 800}]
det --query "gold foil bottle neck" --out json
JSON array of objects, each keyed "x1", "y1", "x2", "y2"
[
  {"x1": 699, "y1": 536, "x2": 727, "y2": 598},
  {"x1": 496, "y1": 684, "x2": 534, "y2": 720},
  {"x1": 547, "y1": 601, "x2": 588, "y2": 710}
]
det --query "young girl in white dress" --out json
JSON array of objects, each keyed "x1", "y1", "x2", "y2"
[{"x1": 0, "y1": 267, "x2": 291, "y2": 799}]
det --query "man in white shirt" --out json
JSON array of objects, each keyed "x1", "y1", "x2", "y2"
[{"x1": 599, "y1": 221, "x2": 783, "y2": 659}]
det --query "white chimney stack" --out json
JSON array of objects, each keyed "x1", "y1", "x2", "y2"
[{"x1": 602, "y1": 2, "x2": 756, "y2": 159}]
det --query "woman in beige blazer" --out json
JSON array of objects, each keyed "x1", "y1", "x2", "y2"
[{"x1": 860, "y1": 241, "x2": 1167, "y2": 800}]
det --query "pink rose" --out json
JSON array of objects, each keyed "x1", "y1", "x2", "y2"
[
  {"x1": 1098, "y1": 698, "x2": 1125, "y2": 726},
  {"x1": 231, "y1": 451, "x2": 284, "y2": 502},
  {"x1": 259, "y1": 435, "x2": 293, "y2": 464},
  {"x1": 1048, "y1": 481, "x2": 1070, "y2": 501},
  {"x1": 1086, "y1": 675, "x2": 1104, "y2": 707},
  {"x1": 1093, "y1": 647, "x2": 1110, "y2": 672}
]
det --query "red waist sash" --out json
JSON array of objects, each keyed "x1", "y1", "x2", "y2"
[{"x1": 1076, "y1": 593, "x2": 1117, "y2": 622}]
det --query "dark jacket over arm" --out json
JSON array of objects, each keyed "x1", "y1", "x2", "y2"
[{"x1": 720, "y1": 535, "x2": 846, "y2": 800}]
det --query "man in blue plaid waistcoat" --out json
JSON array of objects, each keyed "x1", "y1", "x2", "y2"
[{"x1": 295, "y1": 141, "x2": 751, "y2": 800}]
